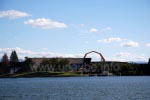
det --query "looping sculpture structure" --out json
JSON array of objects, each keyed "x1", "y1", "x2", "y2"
[
  {"x1": 83, "y1": 51, "x2": 105, "y2": 63},
  {"x1": 82, "y1": 51, "x2": 108, "y2": 75}
]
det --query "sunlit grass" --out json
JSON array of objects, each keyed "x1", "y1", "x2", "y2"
[{"x1": 1, "y1": 71, "x2": 83, "y2": 77}]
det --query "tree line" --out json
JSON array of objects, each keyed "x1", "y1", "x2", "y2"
[
  {"x1": 0, "y1": 50, "x2": 70, "y2": 74},
  {"x1": 0, "y1": 50, "x2": 150, "y2": 76},
  {"x1": 0, "y1": 50, "x2": 19, "y2": 74},
  {"x1": 88, "y1": 61, "x2": 150, "y2": 75}
]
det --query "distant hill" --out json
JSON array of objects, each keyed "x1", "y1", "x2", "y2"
[{"x1": 128, "y1": 61, "x2": 148, "y2": 64}]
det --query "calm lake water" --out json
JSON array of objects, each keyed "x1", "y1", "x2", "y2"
[{"x1": 0, "y1": 76, "x2": 150, "y2": 100}]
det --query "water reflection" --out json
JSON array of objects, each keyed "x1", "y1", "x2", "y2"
[{"x1": 0, "y1": 76, "x2": 150, "y2": 100}]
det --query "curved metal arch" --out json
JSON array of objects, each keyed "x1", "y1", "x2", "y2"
[{"x1": 83, "y1": 51, "x2": 105, "y2": 62}]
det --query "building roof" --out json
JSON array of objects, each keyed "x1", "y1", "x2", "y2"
[{"x1": 27, "y1": 57, "x2": 91, "y2": 66}]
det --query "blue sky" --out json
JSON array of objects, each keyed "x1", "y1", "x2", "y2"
[{"x1": 0, "y1": 0, "x2": 150, "y2": 62}]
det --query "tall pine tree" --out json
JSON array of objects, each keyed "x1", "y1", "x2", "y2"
[
  {"x1": 10, "y1": 50, "x2": 19, "y2": 62},
  {"x1": 10, "y1": 50, "x2": 19, "y2": 73},
  {"x1": 0, "y1": 53, "x2": 9, "y2": 73},
  {"x1": 1, "y1": 53, "x2": 9, "y2": 63}
]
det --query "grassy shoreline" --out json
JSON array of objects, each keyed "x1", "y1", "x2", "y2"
[
  {"x1": 0, "y1": 71, "x2": 86, "y2": 78},
  {"x1": 1, "y1": 71, "x2": 147, "y2": 78}
]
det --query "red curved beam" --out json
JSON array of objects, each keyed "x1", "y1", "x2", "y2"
[{"x1": 84, "y1": 51, "x2": 105, "y2": 62}]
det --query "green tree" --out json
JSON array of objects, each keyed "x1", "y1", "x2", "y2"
[
  {"x1": 10, "y1": 50, "x2": 19, "y2": 73},
  {"x1": 1, "y1": 53, "x2": 9, "y2": 63},
  {"x1": 50, "y1": 58, "x2": 58, "y2": 71},
  {"x1": 0, "y1": 53, "x2": 9, "y2": 74},
  {"x1": 40, "y1": 58, "x2": 50, "y2": 71},
  {"x1": 10, "y1": 50, "x2": 19, "y2": 62},
  {"x1": 120, "y1": 63, "x2": 130, "y2": 75},
  {"x1": 59, "y1": 59, "x2": 70, "y2": 71},
  {"x1": 23, "y1": 57, "x2": 34, "y2": 72},
  {"x1": 37, "y1": 67, "x2": 40, "y2": 71},
  {"x1": 148, "y1": 58, "x2": 150, "y2": 65},
  {"x1": 40, "y1": 58, "x2": 48, "y2": 67}
]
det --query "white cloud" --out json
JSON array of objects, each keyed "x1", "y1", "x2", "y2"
[
  {"x1": 97, "y1": 37, "x2": 122, "y2": 43},
  {"x1": 116, "y1": 52, "x2": 131, "y2": 57},
  {"x1": 115, "y1": 52, "x2": 148, "y2": 62},
  {"x1": 97, "y1": 38, "x2": 139, "y2": 48},
  {"x1": 89, "y1": 28, "x2": 98, "y2": 32},
  {"x1": 80, "y1": 24, "x2": 85, "y2": 27},
  {"x1": 0, "y1": 47, "x2": 149, "y2": 62},
  {"x1": 0, "y1": 47, "x2": 33, "y2": 59},
  {"x1": 24, "y1": 18, "x2": 67, "y2": 29},
  {"x1": 0, "y1": 10, "x2": 30, "y2": 19},
  {"x1": 100, "y1": 27, "x2": 112, "y2": 32},
  {"x1": 88, "y1": 26, "x2": 112, "y2": 33},
  {"x1": 0, "y1": 47, "x2": 84, "y2": 60},
  {"x1": 146, "y1": 43, "x2": 150, "y2": 47},
  {"x1": 121, "y1": 40, "x2": 139, "y2": 47},
  {"x1": 42, "y1": 48, "x2": 48, "y2": 51},
  {"x1": 85, "y1": 41, "x2": 89, "y2": 44}
]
